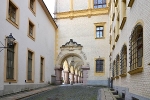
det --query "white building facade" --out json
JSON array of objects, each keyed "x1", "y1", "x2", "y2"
[
  {"x1": 54, "y1": 0, "x2": 110, "y2": 86},
  {"x1": 0, "y1": 0, "x2": 57, "y2": 96}
]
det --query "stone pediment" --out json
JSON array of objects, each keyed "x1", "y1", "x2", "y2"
[{"x1": 60, "y1": 39, "x2": 83, "y2": 51}]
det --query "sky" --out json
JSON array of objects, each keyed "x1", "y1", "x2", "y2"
[{"x1": 43, "y1": 0, "x2": 55, "y2": 17}]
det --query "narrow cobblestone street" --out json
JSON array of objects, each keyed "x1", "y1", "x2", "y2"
[{"x1": 21, "y1": 85, "x2": 103, "y2": 100}]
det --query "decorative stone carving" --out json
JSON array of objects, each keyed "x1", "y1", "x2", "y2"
[
  {"x1": 56, "y1": 52, "x2": 62, "y2": 61},
  {"x1": 60, "y1": 39, "x2": 83, "y2": 51}
]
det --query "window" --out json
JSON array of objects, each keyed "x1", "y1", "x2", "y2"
[
  {"x1": 96, "y1": 59, "x2": 104, "y2": 72},
  {"x1": 116, "y1": 55, "x2": 119, "y2": 76},
  {"x1": 129, "y1": 25, "x2": 143, "y2": 71},
  {"x1": 9, "y1": 2, "x2": 16, "y2": 23},
  {"x1": 112, "y1": 60, "x2": 115, "y2": 77},
  {"x1": 94, "y1": 22, "x2": 105, "y2": 39},
  {"x1": 30, "y1": 0, "x2": 34, "y2": 10},
  {"x1": 28, "y1": 51, "x2": 32, "y2": 81},
  {"x1": 120, "y1": 45, "x2": 127, "y2": 75},
  {"x1": 96, "y1": 26, "x2": 104, "y2": 38},
  {"x1": 94, "y1": 0, "x2": 106, "y2": 8},
  {"x1": 29, "y1": 0, "x2": 36, "y2": 15},
  {"x1": 4, "y1": 41, "x2": 18, "y2": 82},
  {"x1": 29, "y1": 22, "x2": 33, "y2": 36},
  {"x1": 40, "y1": 57, "x2": 44, "y2": 82},
  {"x1": 6, "y1": 0, "x2": 19, "y2": 28},
  {"x1": 27, "y1": 49, "x2": 34, "y2": 82},
  {"x1": 6, "y1": 45, "x2": 15, "y2": 79},
  {"x1": 28, "y1": 20, "x2": 35, "y2": 40}
]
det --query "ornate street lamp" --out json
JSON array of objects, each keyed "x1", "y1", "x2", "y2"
[{"x1": 0, "y1": 33, "x2": 15, "y2": 51}]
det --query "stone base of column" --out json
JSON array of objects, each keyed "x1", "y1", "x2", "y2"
[{"x1": 55, "y1": 80, "x2": 62, "y2": 85}]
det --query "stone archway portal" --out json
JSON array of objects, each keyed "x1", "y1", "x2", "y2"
[{"x1": 55, "y1": 39, "x2": 90, "y2": 85}]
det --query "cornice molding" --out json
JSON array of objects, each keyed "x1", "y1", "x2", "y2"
[{"x1": 55, "y1": 7, "x2": 109, "y2": 19}]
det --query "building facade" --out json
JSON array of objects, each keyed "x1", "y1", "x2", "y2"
[
  {"x1": 54, "y1": 0, "x2": 110, "y2": 86},
  {"x1": 0, "y1": 0, "x2": 150, "y2": 99},
  {"x1": 109, "y1": 0, "x2": 150, "y2": 99},
  {"x1": 0, "y1": 0, "x2": 57, "y2": 96}
]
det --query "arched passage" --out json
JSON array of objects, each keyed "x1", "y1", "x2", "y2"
[{"x1": 55, "y1": 39, "x2": 90, "y2": 85}]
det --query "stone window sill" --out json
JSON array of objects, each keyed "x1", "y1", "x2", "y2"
[
  {"x1": 28, "y1": 34, "x2": 35, "y2": 41},
  {"x1": 4, "y1": 79, "x2": 17, "y2": 83},
  {"x1": 29, "y1": 7, "x2": 36, "y2": 16},
  {"x1": 95, "y1": 37, "x2": 105, "y2": 39},
  {"x1": 115, "y1": 76, "x2": 119, "y2": 79},
  {"x1": 26, "y1": 80, "x2": 34, "y2": 83},
  {"x1": 120, "y1": 73, "x2": 127, "y2": 77},
  {"x1": 128, "y1": 67, "x2": 143, "y2": 75},
  {"x1": 6, "y1": 18, "x2": 19, "y2": 29}
]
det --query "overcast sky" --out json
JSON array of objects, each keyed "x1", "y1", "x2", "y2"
[{"x1": 43, "y1": 0, "x2": 55, "y2": 17}]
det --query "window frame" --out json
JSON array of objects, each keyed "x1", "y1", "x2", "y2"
[
  {"x1": 96, "y1": 59, "x2": 104, "y2": 72},
  {"x1": 94, "y1": 58, "x2": 105, "y2": 76},
  {"x1": 4, "y1": 40, "x2": 18, "y2": 83},
  {"x1": 128, "y1": 24, "x2": 143, "y2": 75},
  {"x1": 94, "y1": 22, "x2": 106, "y2": 39},
  {"x1": 93, "y1": 0, "x2": 106, "y2": 8},
  {"x1": 40, "y1": 56, "x2": 45, "y2": 82},
  {"x1": 6, "y1": 44, "x2": 15, "y2": 79},
  {"x1": 112, "y1": 60, "x2": 116, "y2": 78},
  {"x1": 120, "y1": 44, "x2": 127, "y2": 76},
  {"x1": 115, "y1": 54, "x2": 120, "y2": 78},
  {"x1": 6, "y1": 0, "x2": 20, "y2": 29},
  {"x1": 26, "y1": 48, "x2": 35, "y2": 83},
  {"x1": 28, "y1": 19, "x2": 36, "y2": 41},
  {"x1": 96, "y1": 26, "x2": 104, "y2": 38},
  {"x1": 28, "y1": 0, "x2": 36, "y2": 15}
]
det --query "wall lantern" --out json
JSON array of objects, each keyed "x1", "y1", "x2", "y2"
[{"x1": 0, "y1": 33, "x2": 15, "y2": 52}]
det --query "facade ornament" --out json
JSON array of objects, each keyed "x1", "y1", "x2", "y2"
[{"x1": 60, "y1": 39, "x2": 83, "y2": 51}]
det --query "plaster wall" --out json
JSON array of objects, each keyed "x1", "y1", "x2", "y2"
[
  {"x1": 56, "y1": 15, "x2": 110, "y2": 85},
  {"x1": 56, "y1": 0, "x2": 70, "y2": 12},
  {"x1": 0, "y1": 0, "x2": 55, "y2": 95},
  {"x1": 73, "y1": 0, "x2": 88, "y2": 10}
]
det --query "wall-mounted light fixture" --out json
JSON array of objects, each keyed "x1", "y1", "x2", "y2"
[{"x1": 0, "y1": 33, "x2": 15, "y2": 52}]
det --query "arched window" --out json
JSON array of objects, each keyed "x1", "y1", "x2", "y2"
[
  {"x1": 116, "y1": 55, "x2": 119, "y2": 76},
  {"x1": 129, "y1": 25, "x2": 143, "y2": 70},
  {"x1": 120, "y1": 45, "x2": 127, "y2": 75}
]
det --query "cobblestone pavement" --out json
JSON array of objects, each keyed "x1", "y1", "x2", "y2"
[{"x1": 21, "y1": 85, "x2": 103, "y2": 100}]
